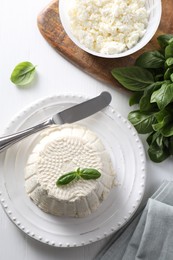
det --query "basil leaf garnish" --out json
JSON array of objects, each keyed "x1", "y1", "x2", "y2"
[
  {"x1": 80, "y1": 168, "x2": 101, "y2": 180},
  {"x1": 56, "y1": 168, "x2": 101, "y2": 186},
  {"x1": 10, "y1": 61, "x2": 36, "y2": 86},
  {"x1": 56, "y1": 172, "x2": 77, "y2": 186}
]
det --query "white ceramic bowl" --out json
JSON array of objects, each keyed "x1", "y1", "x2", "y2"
[{"x1": 59, "y1": 0, "x2": 162, "y2": 58}]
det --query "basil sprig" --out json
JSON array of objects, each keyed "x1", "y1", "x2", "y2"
[
  {"x1": 10, "y1": 61, "x2": 36, "y2": 86},
  {"x1": 56, "y1": 168, "x2": 101, "y2": 186},
  {"x1": 112, "y1": 34, "x2": 173, "y2": 163}
]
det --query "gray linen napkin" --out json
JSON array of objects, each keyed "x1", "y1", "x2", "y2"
[{"x1": 96, "y1": 180, "x2": 173, "y2": 260}]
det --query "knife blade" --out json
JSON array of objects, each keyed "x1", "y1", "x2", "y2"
[
  {"x1": 53, "y1": 91, "x2": 111, "y2": 124},
  {"x1": 0, "y1": 92, "x2": 111, "y2": 152}
]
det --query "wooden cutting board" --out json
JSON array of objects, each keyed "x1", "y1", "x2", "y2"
[{"x1": 37, "y1": 0, "x2": 173, "y2": 89}]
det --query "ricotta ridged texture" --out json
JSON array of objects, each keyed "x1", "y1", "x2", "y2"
[
  {"x1": 69, "y1": 0, "x2": 148, "y2": 54},
  {"x1": 25, "y1": 124, "x2": 116, "y2": 217}
]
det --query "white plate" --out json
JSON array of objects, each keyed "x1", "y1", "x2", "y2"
[{"x1": 0, "y1": 94, "x2": 146, "y2": 247}]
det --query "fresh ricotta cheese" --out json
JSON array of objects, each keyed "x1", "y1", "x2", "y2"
[
  {"x1": 68, "y1": 0, "x2": 149, "y2": 54},
  {"x1": 25, "y1": 124, "x2": 116, "y2": 217}
]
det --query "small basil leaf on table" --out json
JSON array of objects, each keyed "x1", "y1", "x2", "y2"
[
  {"x1": 135, "y1": 51, "x2": 165, "y2": 69},
  {"x1": 111, "y1": 66, "x2": 154, "y2": 91},
  {"x1": 10, "y1": 61, "x2": 36, "y2": 86}
]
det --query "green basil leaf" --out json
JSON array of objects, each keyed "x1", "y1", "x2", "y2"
[
  {"x1": 152, "y1": 113, "x2": 172, "y2": 131},
  {"x1": 165, "y1": 42, "x2": 173, "y2": 59},
  {"x1": 148, "y1": 140, "x2": 170, "y2": 163},
  {"x1": 146, "y1": 68, "x2": 164, "y2": 81},
  {"x1": 154, "y1": 73, "x2": 164, "y2": 81},
  {"x1": 135, "y1": 51, "x2": 165, "y2": 69},
  {"x1": 157, "y1": 34, "x2": 173, "y2": 49},
  {"x1": 146, "y1": 131, "x2": 160, "y2": 146},
  {"x1": 56, "y1": 172, "x2": 77, "y2": 186},
  {"x1": 129, "y1": 92, "x2": 143, "y2": 106},
  {"x1": 146, "y1": 132, "x2": 154, "y2": 145},
  {"x1": 139, "y1": 82, "x2": 162, "y2": 112},
  {"x1": 80, "y1": 168, "x2": 101, "y2": 180},
  {"x1": 164, "y1": 68, "x2": 173, "y2": 80},
  {"x1": 147, "y1": 132, "x2": 170, "y2": 162},
  {"x1": 139, "y1": 95, "x2": 157, "y2": 112},
  {"x1": 165, "y1": 57, "x2": 173, "y2": 67},
  {"x1": 128, "y1": 110, "x2": 156, "y2": 134},
  {"x1": 56, "y1": 168, "x2": 101, "y2": 186},
  {"x1": 168, "y1": 136, "x2": 173, "y2": 155},
  {"x1": 154, "y1": 109, "x2": 172, "y2": 123},
  {"x1": 111, "y1": 66, "x2": 154, "y2": 91},
  {"x1": 151, "y1": 82, "x2": 173, "y2": 110},
  {"x1": 10, "y1": 61, "x2": 36, "y2": 86},
  {"x1": 161, "y1": 123, "x2": 173, "y2": 137},
  {"x1": 170, "y1": 73, "x2": 173, "y2": 82},
  {"x1": 155, "y1": 134, "x2": 164, "y2": 147}
]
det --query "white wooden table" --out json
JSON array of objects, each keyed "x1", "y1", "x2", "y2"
[{"x1": 0, "y1": 1, "x2": 172, "y2": 259}]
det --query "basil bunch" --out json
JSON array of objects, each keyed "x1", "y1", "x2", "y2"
[
  {"x1": 112, "y1": 34, "x2": 173, "y2": 163},
  {"x1": 56, "y1": 168, "x2": 101, "y2": 186}
]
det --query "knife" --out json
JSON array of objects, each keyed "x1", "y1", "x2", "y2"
[{"x1": 0, "y1": 91, "x2": 111, "y2": 153}]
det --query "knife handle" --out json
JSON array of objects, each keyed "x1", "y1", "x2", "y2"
[{"x1": 0, "y1": 118, "x2": 53, "y2": 153}]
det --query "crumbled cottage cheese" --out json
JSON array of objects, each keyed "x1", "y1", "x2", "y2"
[{"x1": 68, "y1": 0, "x2": 149, "y2": 55}]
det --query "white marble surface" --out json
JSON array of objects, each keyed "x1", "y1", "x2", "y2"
[{"x1": 0, "y1": 0, "x2": 172, "y2": 259}]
